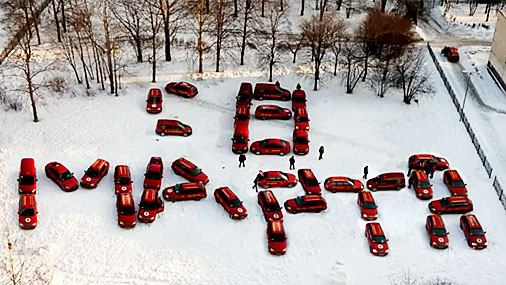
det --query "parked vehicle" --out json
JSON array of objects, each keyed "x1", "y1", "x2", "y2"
[
  {"x1": 156, "y1": 119, "x2": 192, "y2": 137},
  {"x1": 45, "y1": 162, "x2": 79, "y2": 192},
  {"x1": 18, "y1": 158, "x2": 37, "y2": 194},
  {"x1": 460, "y1": 214, "x2": 487, "y2": 249},
  {"x1": 165, "y1": 82, "x2": 198, "y2": 98},
  {"x1": 292, "y1": 129, "x2": 309, "y2": 155},
  {"x1": 257, "y1": 171, "x2": 297, "y2": 189},
  {"x1": 80, "y1": 158, "x2": 109, "y2": 189},
  {"x1": 231, "y1": 122, "x2": 249, "y2": 154},
  {"x1": 429, "y1": 196, "x2": 473, "y2": 215},
  {"x1": 18, "y1": 194, "x2": 37, "y2": 230},
  {"x1": 408, "y1": 154, "x2": 449, "y2": 171},
  {"x1": 426, "y1": 215, "x2": 449, "y2": 249},
  {"x1": 250, "y1": 139, "x2": 291, "y2": 156},
  {"x1": 236, "y1": 82, "x2": 253, "y2": 107},
  {"x1": 357, "y1": 191, "x2": 378, "y2": 221},
  {"x1": 443, "y1": 170, "x2": 468, "y2": 196},
  {"x1": 138, "y1": 189, "x2": 164, "y2": 223},
  {"x1": 171, "y1": 158, "x2": 209, "y2": 184},
  {"x1": 294, "y1": 107, "x2": 310, "y2": 131},
  {"x1": 114, "y1": 165, "x2": 133, "y2": 194},
  {"x1": 284, "y1": 195, "x2": 327, "y2": 214},
  {"x1": 324, "y1": 177, "x2": 364, "y2": 193},
  {"x1": 297, "y1": 169, "x2": 321, "y2": 195},
  {"x1": 146, "y1": 88, "x2": 163, "y2": 113},
  {"x1": 253, "y1": 83, "x2": 291, "y2": 101},
  {"x1": 291, "y1": 89, "x2": 306, "y2": 111},
  {"x1": 367, "y1": 172, "x2": 405, "y2": 191},
  {"x1": 408, "y1": 170, "x2": 433, "y2": 200},
  {"x1": 441, "y1": 46, "x2": 460, "y2": 63},
  {"x1": 234, "y1": 105, "x2": 250, "y2": 123},
  {"x1": 116, "y1": 192, "x2": 137, "y2": 228},
  {"x1": 163, "y1": 182, "x2": 207, "y2": 202},
  {"x1": 255, "y1": 105, "x2": 292, "y2": 120},
  {"x1": 143, "y1": 157, "x2": 164, "y2": 190},
  {"x1": 365, "y1": 222, "x2": 389, "y2": 256},
  {"x1": 266, "y1": 220, "x2": 287, "y2": 255},
  {"x1": 257, "y1": 190, "x2": 283, "y2": 222},
  {"x1": 214, "y1": 187, "x2": 247, "y2": 220}
]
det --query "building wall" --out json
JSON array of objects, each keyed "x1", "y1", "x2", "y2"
[{"x1": 488, "y1": 10, "x2": 506, "y2": 91}]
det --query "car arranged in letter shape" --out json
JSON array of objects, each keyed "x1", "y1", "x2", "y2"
[
  {"x1": 258, "y1": 190, "x2": 283, "y2": 222},
  {"x1": 365, "y1": 222, "x2": 389, "y2": 256},
  {"x1": 171, "y1": 158, "x2": 209, "y2": 185},
  {"x1": 250, "y1": 139, "x2": 291, "y2": 156},
  {"x1": 146, "y1": 88, "x2": 163, "y2": 114},
  {"x1": 408, "y1": 170, "x2": 433, "y2": 200},
  {"x1": 426, "y1": 214, "x2": 449, "y2": 249},
  {"x1": 298, "y1": 169, "x2": 321, "y2": 195},
  {"x1": 324, "y1": 176, "x2": 364, "y2": 193},
  {"x1": 292, "y1": 129, "x2": 309, "y2": 155},
  {"x1": 18, "y1": 194, "x2": 37, "y2": 230},
  {"x1": 284, "y1": 195, "x2": 327, "y2": 214},
  {"x1": 116, "y1": 192, "x2": 137, "y2": 229},
  {"x1": 367, "y1": 172, "x2": 405, "y2": 191},
  {"x1": 81, "y1": 158, "x2": 109, "y2": 189},
  {"x1": 253, "y1": 83, "x2": 291, "y2": 101},
  {"x1": 138, "y1": 189, "x2": 164, "y2": 223},
  {"x1": 18, "y1": 158, "x2": 37, "y2": 194},
  {"x1": 165, "y1": 82, "x2": 198, "y2": 98},
  {"x1": 45, "y1": 162, "x2": 79, "y2": 192},
  {"x1": 460, "y1": 214, "x2": 487, "y2": 249},
  {"x1": 257, "y1": 171, "x2": 297, "y2": 189},
  {"x1": 267, "y1": 220, "x2": 287, "y2": 255},
  {"x1": 255, "y1": 105, "x2": 292, "y2": 120},
  {"x1": 114, "y1": 165, "x2": 133, "y2": 194},
  {"x1": 156, "y1": 119, "x2": 192, "y2": 137},
  {"x1": 214, "y1": 187, "x2": 247, "y2": 220},
  {"x1": 443, "y1": 170, "x2": 468, "y2": 196},
  {"x1": 357, "y1": 191, "x2": 378, "y2": 221},
  {"x1": 163, "y1": 182, "x2": 207, "y2": 202},
  {"x1": 408, "y1": 154, "x2": 449, "y2": 171},
  {"x1": 143, "y1": 157, "x2": 164, "y2": 190},
  {"x1": 429, "y1": 196, "x2": 473, "y2": 215}
]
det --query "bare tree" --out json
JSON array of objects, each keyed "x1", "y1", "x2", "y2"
[
  {"x1": 331, "y1": 22, "x2": 347, "y2": 76},
  {"x1": 101, "y1": 0, "x2": 116, "y2": 94},
  {"x1": 301, "y1": 12, "x2": 344, "y2": 90},
  {"x1": 301, "y1": 0, "x2": 305, "y2": 15},
  {"x1": 279, "y1": 33, "x2": 305, "y2": 64},
  {"x1": 341, "y1": 40, "x2": 364, "y2": 94},
  {"x1": 209, "y1": 0, "x2": 235, "y2": 72},
  {"x1": 239, "y1": 0, "x2": 256, "y2": 65},
  {"x1": 393, "y1": 48, "x2": 434, "y2": 104},
  {"x1": 145, "y1": 0, "x2": 163, "y2": 82},
  {"x1": 111, "y1": 0, "x2": 147, "y2": 63},
  {"x1": 254, "y1": 1, "x2": 289, "y2": 82},
  {"x1": 187, "y1": 0, "x2": 213, "y2": 73},
  {"x1": 157, "y1": 0, "x2": 183, "y2": 62},
  {"x1": 55, "y1": 28, "x2": 81, "y2": 84},
  {"x1": 51, "y1": 0, "x2": 62, "y2": 42}
]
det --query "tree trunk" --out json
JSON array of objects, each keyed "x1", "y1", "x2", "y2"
[
  {"x1": 152, "y1": 36, "x2": 156, "y2": 83},
  {"x1": 76, "y1": 32, "x2": 90, "y2": 89},
  {"x1": 163, "y1": 21, "x2": 171, "y2": 61},
  {"x1": 234, "y1": 0, "x2": 238, "y2": 17},
  {"x1": 362, "y1": 53, "x2": 368, "y2": 81},
  {"x1": 301, "y1": 0, "x2": 305, "y2": 15},
  {"x1": 103, "y1": 7, "x2": 115, "y2": 94},
  {"x1": 240, "y1": 0, "x2": 250, "y2": 65},
  {"x1": 61, "y1": 0, "x2": 67, "y2": 32},
  {"x1": 336, "y1": 0, "x2": 342, "y2": 10},
  {"x1": 52, "y1": 0, "x2": 61, "y2": 42},
  {"x1": 26, "y1": 58, "x2": 39, "y2": 122},
  {"x1": 381, "y1": 0, "x2": 387, "y2": 12},
  {"x1": 92, "y1": 44, "x2": 100, "y2": 83},
  {"x1": 29, "y1": 0, "x2": 41, "y2": 45},
  {"x1": 280, "y1": 0, "x2": 284, "y2": 11},
  {"x1": 23, "y1": 6, "x2": 32, "y2": 39},
  {"x1": 135, "y1": 38, "x2": 143, "y2": 63},
  {"x1": 314, "y1": 60, "x2": 319, "y2": 91},
  {"x1": 98, "y1": 52, "x2": 105, "y2": 90},
  {"x1": 262, "y1": 0, "x2": 265, "y2": 17},
  {"x1": 216, "y1": 39, "x2": 221, "y2": 72},
  {"x1": 198, "y1": 0, "x2": 204, "y2": 73},
  {"x1": 269, "y1": 35, "x2": 275, "y2": 82},
  {"x1": 206, "y1": 0, "x2": 210, "y2": 13},
  {"x1": 333, "y1": 54, "x2": 338, "y2": 76}
]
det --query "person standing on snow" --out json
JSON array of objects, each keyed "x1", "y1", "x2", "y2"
[
  {"x1": 238, "y1": 154, "x2": 246, "y2": 168},
  {"x1": 296, "y1": 83, "x2": 301, "y2": 90},
  {"x1": 275, "y1": 81, "x2": 280, "y2": 88},
  {"x1": 363, "y1": 165, "x2": 369, "y2": 179},
  {"x1": 289, "y1": 156, "x2": 295, "y2": 170},
  {"x1": 253, "y1": 170, "x2": 264, "y2": 192},
  {"x1": 318, "y1": 145, "x2": 324, "y2": 160}
]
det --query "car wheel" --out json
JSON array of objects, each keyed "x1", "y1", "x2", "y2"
[
  {"x1": 287, "y1": 184, "x2": 294, "y2": 188},
  {"x1": 160, "y1": 132, "x2": 166, "y2": 137},
  {"x1": 396, "y1": 186, "x2": 401, "y2": 190},
  {"x1": 332, "y1": 190, "x2": 338, "y2": 193},
  {"x1": 255, "y1": 151, "x2": 261, "y2": 155},
  {"x1": 372, "y1": 188, "x2": 377, "y2": 192},
  {"x1": 215, "y1": 197, "x2": 220, "y2": 203},
  {"x1": 260, "y1": 116, "x2": 266, "y2": 120},
  {"x1": 279, "y1": 152, "x2": 285, "y2": 156},
  {"x1": 262, "y1": 185, "x2": 269, "y2": 189},
  {"x1": 258, "y1": 96, "x2": 264, "y2": 101},
  {"x1": 292, "y1": 210, "x2": 298, "y2": 214},
  {"x1": 171, "y1": 198, "x2": 176, "y2": 203},
  {"x1": 316, "y1": 210, "x2": 322, "y2": 213},
  {"x1": 195, "y1": 197, "x2": 202, "y2": 201},
  {"x1": 183, "y1": 133, "x2": 189, "y2": 137}
]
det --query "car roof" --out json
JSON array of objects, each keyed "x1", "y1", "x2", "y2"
[
  {"x1": 293, "y1": 129, "x2": 308, "y2": 136},
  {"x1": 327, "y1": 176, "x2": 350, "y2": 182},
  {"x1": 303, "y1": 195, "x2": 325, "y2": 202},
  {"x1": 413, "y1": 170, "x2": 428, "y2": 180},
  {"x1": 255, "y1": 83, "x2": 277, "y2": 88},
  {"x1": 21, "y1": 158, "x2": 35, "y2": 174},
  {"x1": 239, "y1": 82, "x2": 252, "y2": 92},
  {"x1": 262, "y1": 190, "x2": 278, "y2": 204},
  {"x1": 429, "y1": 215, "x2": 445, "y2": 228},
  {"x1": 147, "y1": 163, "x2": 162, "y2": 173},
  {"x1": 368, "y1": 223, "x2": 385, "y2": 236},
  {"x1": 49, "y1": 162, "x2": 68, "y2": 173},
  {"x1": 449, "y1": 47, "x2": 458, "y2": 52},
  {"x1": 462, "y1": 214, "x2": 482, "y2": 229},
  {"x1": 263, "y1": 139, "x2": 283, "y2": 144},
  {"x1": 119, "y1": 193, "x2": 134, "y2": 206},
  {"x1": 218, "y1": 187, "x2": 237, "y2": 200},
  {"x1": 175, "y1": 158, "x2": 196, "y2": 170},
  {"x1": 414, "y1": 154, "x2": 435, "y2": 160},
  {"x1": 295, "y1": 107, "x2": 308, "y2": 116},
  {"x1": 20, "y1": 194, "x2": 36, "y2": 207},
  {"x1": 292, "y1": 90, "x2": 306, "y2": 97},
  {"x1": 182, "y1": 182, "x2": 205, "y2": 190},
  {"x1": 258, "y1": 105, "x2": 280, "y2": 110},
  {"x1": 115, "y1": 165, "x2": 130, "y2": 177},
  {"x1": 157, "y1": 119, "x2": 181, "y2": 125},
  {"x1": 178, "y1": 82, "x2": 193, "y2": 88},
  {"x1": 236, "y1": 105, "x2": 249, "y2": 114},
  {"x1": 269, "y1": 220, "x2": 284, "y2": 233},
  {"x1": 142, "y1": 189, "x2": 157, "y2": 201},
  {"x1": 264, "y1": 171, "x2": 283, "y2": 178},
  {"x1": 379, "y1": 172, "x2": 405, "y2": 179},
  {"x1": 360, "y1": 191, "x2": 375, "y2": 202},
  {"x1": 91, "y1": 159, "x2": 107, "y2": 169},
  {"x1": 149, "y1": 88, "x2": 162, "y2": 96},
  {"x1": 446, "y1": 170, "x2": 462, "y2": 180},
  {"x1": 298, "y1": 169, "x2": 316, "y2": 179},
  {"x1": 448, "y1": 196, "x2": 471, "y2": 203}
]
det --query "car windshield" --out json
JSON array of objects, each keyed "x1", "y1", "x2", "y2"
[
  {"x1": 190, "y1": 167, "x2": 202, "y2": 176},
  {"x1": 363, "y1": 202, "x2": 376, "y2": 209},
  {"x1": 117, "y1": 177, "x2": 131, "y2": 185},
  {"x1": 296, "y1": 117, "x2": 308, "y2": 122},
  {"x1": 140, "y1": 200, "x2": 157, "y2": 210},
  {"x1": 85, "y1": 168, "x2": 99, "y2": 178},
  {"x1": 236, "y1": 114, "x2": 248, "y2": 121},
  {"x1": 452, "y1": 180, "x2": 465, "y2": 187},
  {"x1": 147, "y1": 97, "x2": 160, "y2": 103},
  {"x1": 293, "y1": 96, "x2": 305, "y2": 102},
  {"x1": 230, "y1": 198, "x2": 242, "y2": 208},
  {"x1": 233, "y1": 136, "x2": 247, "y2": 143},
  {"x1": 470, "y1": 228, "x2": 484, "y2": 236},
  {"x1": 177, "y1": 123, "x2": 186, "y2": 129},
  {"x1": 372, "y1": 235, "x2": 386, "y2": 243},
  {"x1": 61, "y1": 171, "x2": 73, "y2": 181},
  {"x1": 237, "y1": 94, "x2": 249, "y2": 101},
  {"x1": 295, "y1": 196, "x2": 304, "y2": 206},
  {"x1": 347, "y1": 178, "x2": 354, "y2": 184},
  {"x1": 433, "y1": 228, "x2": 447, "y2": 236},
  {"x1": 279, "y1": 172, "x2": 289, "y2": 181},
  {"x1": 294, "y1": 137, "x2": 308, "y2": 144},
  {"x1": 20, "y1": 208, "x2": 35, "y2": 216},
  {"x1": 19, "y1": 175, "x2": 35, "y2": 185},
  {"x1": 145, "y1": 171, "x2": 161, "y2": 180},
  {"x1": 306, "y1": 179, "x2": 319, "y2": 186},
  {"x1": 267, "y1": 203, "x2": 281, "y2": 211},
  {"x1": 174, "y1": 184, "x2": 182, "y2": 193},
  {"x1": 191, "y1": 86, "x2": 197, "y2": 91},
  {"x1": 451, "y1": 53, "x2": 458, "y2": 57},
  {"x1": 440, "y1": 198, "x2": 449, "y2": 206},
  {"x1": 418, "y1": 181, "x2": 431, "y2": 188},
  {"x1": 120, "y1": 206, "x2": 135, "y2": 216},
  {"x1": 270, "y1": 233, "x2": 285, "y2": 242},
  {"x1": 433, "y1": 157, "x2": 441, "y2": 162}
]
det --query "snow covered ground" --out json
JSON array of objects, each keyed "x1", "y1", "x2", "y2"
[{"x1": 2, "y1": 48, "x2": 506, "y2": 285}]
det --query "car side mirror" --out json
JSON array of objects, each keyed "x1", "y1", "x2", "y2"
[
  {"x1": 386, "y1": 239, "x2": 389, "y2": 242},
  {"x1": 464, "y1": 184, "x2": 467, "y2": 186},
  {"x1": 17, "y1": 179, "x2": 19, "y2": 182},
  {"x1": 447, "y1": 232, "x2": 450, "y2": 235},
  {"x1": 430, "y1": 184, "x2": 434, "y2": 187},
  {"x1": 484, "y1": 231, "x2": 487, "y2": 234}
]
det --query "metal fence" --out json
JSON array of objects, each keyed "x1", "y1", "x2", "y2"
[{"x1": 427, "y1": 42, "x2": 506, "y2": 209}]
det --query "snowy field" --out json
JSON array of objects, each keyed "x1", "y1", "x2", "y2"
[{"x1": 2, "y1": 49, "x2": 506, "y2": 284}]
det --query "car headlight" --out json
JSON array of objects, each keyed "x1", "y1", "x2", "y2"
[
  {"x1": 89, "y1": 184, "x2": 95, "y2": 187},
  {"x1": 471, "y1": 242, "x2": 477, "y2": 246},
  {"x1": 269, "y1": 248, "x2": 274, "y2": 252},
  {"x1": 119, "y1": 221, "x2": 125, "y2": 225},
  {"x1": 282, "y1": 248, "x2": 286, "y2": 252},
  {"x1": 372, "y1": 249, "x2": 377, "y2": 253},
  {"x1": 372, "y1": 214, "x2": 378, "y2": 218},
  {"x1": 432, "y1": 242, "x2": 437, "y2": 245},
  {"x1": 363, "y1": 214, "x2": 368, "y2": 218},
  {"x1": 19, "y1": 223, "x2": 23, "y2": 227},
  {"x1": 360, "y1": 185, "x2": 364, "y2": 189},
  {"x1": 385, "y1": 249, "x2": 389, "y2": 253},
  {"x1": 305, "y1": 127, "x2": 309, "y2": 130},
  {"x1": 484, "y1": 242, "x2": 488, "y2": 246},
  {"x1": 233, "y1": 214, "x2": 239, "y2": 217}
]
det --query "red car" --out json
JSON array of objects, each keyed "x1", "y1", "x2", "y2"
[
  {"x1": 291, "y1": 89, "x2": 307, "y2": 111},
  {"x1": 254, "y1": 83, "x2": 291, "y2": 101},
  {"x1": 234, "y1": 105, "x2": 250, "y2": 123},
  {"x1": 114, "y1": 165, "x2": 133, "y2": 194},
  {"x1": 367, "y1": 172, "x2": 405, "y2": 191},
  {"x1": 146, "y1": 88, "x2": 163, "y2": 113},
  {"x1": 255, "y1": 105, "x2": 292, "y2": 120},
  {"x1": 171, "y1": 158, "x2": 209, "y2": 185},
  {"x1": 426, "y1": 215, "x2": 449, "y2": 249},
  {"x1": 18, "y1": 158, "x2": 37, "y2": 194},
  {"x1": 284, "y1": 195, "x2": 327, "y2": 214},
  {"x1": 214, "y1": 187, "x2": 247, "y2": 220},
  {"x1": 236, "y1": 82, "x2": 253, "y2": 108},
  {"x1": 232, "y1": 121, "x2": 249, "y2": 154},
  {"x1": 138, "y1": 189, "x2": 164, "y2": 223},
  {"x1": 267, "y1": 220, "x2": 287, "y2": 255},
  {"x1": 162, "y1": 182, "x2": 207, "y2": 202},
  {"x1": 18, "y1": 194, "x2": 37, "y2": 230},
  {"x1": 365, "y1": 222, "x2": 389, "y2": 256},
  {"x1": 298, "y1": 169, "x2": 321, "y2": 195},
  {"x1": 257, "y1": 171, "x2": 297, "y2": 189},
  {"x1": 116, "y1": 192, "x2": 137, "y2": 229},
  {"x1": 294, "y1": 107, "x2": 310, "y2": 131},
  {"x1": 429, "y1": 196, "x2": 473, "y2": 215},
  {"x1": 408, "y1": 154, "x2": 449, "y2": 171},
  {"x1": 80, "y1": 158, "x2": 109, "y2": 189},
  {"x1": 443, "y1": 170, "x2": 468, "y2": 196},
  {"x1": 292, "y1": 129, "x2": 309, "y2": 155},
  {"x1": 441, "y1": 46, "x2": 459, "y2": 63},
  {"x1": 408, "y1": 170, "x2": 433, "y2": 200},
  {"x1": 165, "y1": 82, "x2": 198, "y2": 98},
  {"x1": 143, "y1": 157, "x2": 164, "y2": 190},
  {"x1": 156, "y1": 119, "x2": 192, "y2": 137},
  {"x1": 460, "y1": 214, "x2": 487, "y2": 249},
  {"x1": 250, "y1": 139, "x2": 291, "y2": 156},
  {"x1": 257, "y1": 190, "x2": 283, "y2": 221},
  {"x1": 357, "y1": 191, "x2": 378, "y2": 221},
  {"x1": 45, "y1": 162, "x2": 79, "y2": 192},
  {"x1": 324, "y1": 177, "x2": 364, "y2": 193}
]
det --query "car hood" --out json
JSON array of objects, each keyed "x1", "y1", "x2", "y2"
[
  {"x1": 81, "y1": 175, "x2": 99, "y2": 185},
  {"x1": 19, "y1": 215, "x2": 37, "y2": 225},
  {"x1": 19, "y1": 183, "x2": 36, "y2": 192}
]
